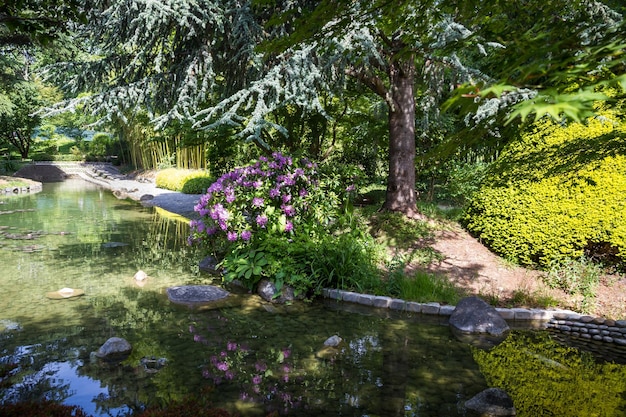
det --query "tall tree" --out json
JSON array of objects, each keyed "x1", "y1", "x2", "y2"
[{"x1": 46, "y1": 0, "x2": 625, "y2": 216}]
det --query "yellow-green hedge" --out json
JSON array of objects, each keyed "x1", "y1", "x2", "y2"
[
  {"x1": 155, "y1": 168, "x2": 214, "y2": 194},
  {"x1": 464, "y1": 109, "x2": 626, "y2": 268}
]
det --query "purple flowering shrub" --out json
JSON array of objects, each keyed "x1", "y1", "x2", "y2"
[
  {"x1": 189, "y1": 152, "x2": 345, "y2": 289},
  {"x1": 190, "y1": 152, "x2": 336, "y2": 245}
]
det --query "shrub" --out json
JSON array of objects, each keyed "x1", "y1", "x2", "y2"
[
  {"x1": 156, "y1": 168, "x2": 213, "y2": 193},
  {"x1": 190, "y1": 152, "x2": 369, "y2": 294},
  {"x1": 464, "y1": 109, "x2": 626, "y2": 268}
]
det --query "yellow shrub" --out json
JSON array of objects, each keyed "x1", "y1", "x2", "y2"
[
  {"x1": 155, "y1": 168, "x2": 214, "y2": 194},
  {"x1": 464, "y1": 109, "x2": 626, "y2": 268}
]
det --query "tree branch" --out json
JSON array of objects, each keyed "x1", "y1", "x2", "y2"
[{"x1": 344, "y1": 66, "x2": 394, "y2": 111}]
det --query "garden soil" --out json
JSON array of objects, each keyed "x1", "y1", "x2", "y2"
[{"x1": 419, "y1": 222, "x2": 626, "y2": 320}]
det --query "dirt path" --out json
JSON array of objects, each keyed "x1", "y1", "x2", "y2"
[{"x1": 419, "y1": 222, "x2": 626, "y2": 319}]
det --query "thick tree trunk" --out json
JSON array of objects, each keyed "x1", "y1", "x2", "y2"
[{"x1": 382, "y1": 58, "x2": 420, "y2": 217}]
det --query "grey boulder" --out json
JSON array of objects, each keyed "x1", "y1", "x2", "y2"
[{"x1": 95, "y1": 337, "x2": 132, "y2": 362}]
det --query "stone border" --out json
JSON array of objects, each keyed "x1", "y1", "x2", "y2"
[
  {"x1": 547, "y1": 312, "x2": 626, "y2": 346},
  {"x1": 322, "y1": 288, "x2": 626, "y2": 348},
  {"x1": 322, "y1": 288, "x2": 575, "y2": 323}
]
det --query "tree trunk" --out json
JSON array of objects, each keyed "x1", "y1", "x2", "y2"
[{"x1": 382, "y1": 57, "x2": 420, "y2": 218}]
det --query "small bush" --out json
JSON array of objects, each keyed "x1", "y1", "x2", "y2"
[
  {"x1": 156, "y1": 168, "x2": 213, "y2": 193},
  {"x1": 30, "y1": 152, "x2": 55, "y2": 161},
  {"x1": 464, "y1": 109, "x2": 626, "y2": 268},
  {"x1": 181, "y1": 176, "x2": 214, "y2": 194}
]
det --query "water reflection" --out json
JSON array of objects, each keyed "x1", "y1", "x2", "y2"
[{"x1": 1, "y1": 180, "x2": 626, "y2": 417}]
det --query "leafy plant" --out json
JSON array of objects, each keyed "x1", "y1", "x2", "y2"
[
  {"x1": 464, "y1": 105, "x2": 626, "y2": 268},
  {"x1": 156, "y1": 168, "x2": 213, "y2": 193},
  {"x1": 544, "y1": 256, "x2": 602, "y2": 312}
]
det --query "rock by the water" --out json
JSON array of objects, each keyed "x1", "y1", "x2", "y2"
[
  {"x1": 449, "y1": 296, "x2": 510, "y2": 337},
  {"x1": 134, "y1": 270, "x2": 148, "y2": 281},
  {"x1": 102, "y1": 241, "x2": 128, "y2": 248},
  {"x1": 46, "y1": 287, "x2": 85, "y2": 299},
  {"x1": 95, "y1": 337, "x2": 132, "y2": 362},
  {"x1": 465, "y1": 388, "x2": 516, "y2": 416},
  {"x1": 324, "y1": 335, "x2": 343, "y2": 347},
  {"x1": 166, "y1": 285, "x2": 230, "y2": 305},
  {"x1": 256, "y1": 279, "x2": 300, "y2": 304},
  {"x1": 199, "y1": 255, "x2": 221, "y2": 275}
]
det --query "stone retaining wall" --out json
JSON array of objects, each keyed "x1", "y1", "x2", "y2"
[
  {"x1": 546, "y1": 312, "x2": 626, "y2": 346},
  {"x1": 322, "y1": 288, "x2": 573, "y2": 329}
]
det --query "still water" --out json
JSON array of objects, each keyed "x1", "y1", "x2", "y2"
[{"x1": 1, "y1": 180, "x2": 626, "y2": 417}]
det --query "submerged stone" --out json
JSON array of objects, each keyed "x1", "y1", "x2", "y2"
[
  {"x1": 465, "y1": 388, "x2": 516, "y2": 416},
  {"x1": 166, "y1": 285, "x2": 230, "y2": 305}
]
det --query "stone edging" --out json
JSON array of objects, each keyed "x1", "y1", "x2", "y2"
[
  {"x1": 546, "y1": 313, "x2": 626, "y2": 346},
  {"x1": 321, "y1": 288, "x2": 574, "y2": 321},
  {"x1": 1, "y1": 183, "x2": 43, "y2": 195},
  {"x1": 322, "y1": 288, "x2": 626, "y2": 347}
]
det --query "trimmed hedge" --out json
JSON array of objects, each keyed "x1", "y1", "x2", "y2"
[
  {"x1": 464, "y1": 110, "x2": 626, "y2": 268},
  {"x1": 155, "y1": 168, "x2": 213, "y2": 194}
]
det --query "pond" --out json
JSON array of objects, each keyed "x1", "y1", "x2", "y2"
[{"x1": 1, "y1": 179, "x2": 626, "y2": 417}]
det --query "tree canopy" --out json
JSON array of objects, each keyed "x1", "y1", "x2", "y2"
[{"x1": 42, "y1": 0, "x2": 626, "y2": 214}]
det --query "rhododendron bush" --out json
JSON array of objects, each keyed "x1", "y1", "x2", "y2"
[{"x1": 189, "y1": 152, "x2": 376, "y2": 294}]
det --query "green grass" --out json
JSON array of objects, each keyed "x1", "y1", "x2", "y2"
[{"x1": 387, "y1": 269, "x2": 462, "y2": 305}]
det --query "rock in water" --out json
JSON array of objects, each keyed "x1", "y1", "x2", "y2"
[
  {"x1": 449, "y1": 296, "x2": 510, "y2": 349},
  {"x1": 465, "y1": 388, "x2": 516, "y2": 416},
  {"x1": 449, "y1": 296, "x2": 510, "y2": 337},
  {"x1": 166, "y1": 285, "x2": 230, "y2": 305},
  {"x1": 95, "y1": 337, "x2": 132, "y2": 362}
]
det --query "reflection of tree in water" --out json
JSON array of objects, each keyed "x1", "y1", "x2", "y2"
[{"x1": 0, "y1": 337, "x2": 77, "y2": 404}]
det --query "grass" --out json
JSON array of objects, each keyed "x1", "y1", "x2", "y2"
[
  {"x1": 0, "y1": 175, "x2": 35, "y2": 188},
  {"x1": 391, "y1": 270, "x2": 462, "y2": 305}
]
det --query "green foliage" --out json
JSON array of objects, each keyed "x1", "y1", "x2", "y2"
[
  {"x1": 155, "y1": 168, "x2": 213, "y2": 193},
  {"x1": 192, "y1": 153, "x2": 377, "y2": 295},
  {"x1": 464, "y1": 109, "x2": 626, "y2": 268},
  {"x1": 544, "y1": 256, "x2": 602, "y2": 312},
  {"x1": 473, "y1": 331, "x2": 626, "y2": 416},
  {"x1": 386, "y1": 263, "x2": 461, "y2": 305},
  {"x1": 180, "y1": 176, "x2": 215, "y2": 194}
]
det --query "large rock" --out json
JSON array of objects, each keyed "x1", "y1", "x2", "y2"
[
  {"x1": 95, "y1": 337, "x2": 132, "y2": 362},
  {"x1": 449, "y1": 296, "x2": 510, "y2": 348},
  {"x1": 465, "y1": 388, "x2": 516, "y2": 416},
  {"x1": 256, "y1": 279, "x2": 301, "y2": 304},
  {"x1": 450, "y1": 296, "x2": 510, "y2": 336},
  {"x1": 166, "y1": 285, "x2": 229, "y2": 305},
  {"x1": 199, "y1": 255, "x2": 221, "y2": 275}
]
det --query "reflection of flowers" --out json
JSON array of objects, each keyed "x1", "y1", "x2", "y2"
[{"x1": 190, "y1": 322, "x2": 302, "y2": 413}]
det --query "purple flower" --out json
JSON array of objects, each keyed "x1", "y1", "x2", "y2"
[
  {"x1": 225, "y1": 192, "x2": 236, "y2": 203},
  {"x1": 285, "y1": 221, "x2": 293, "y2": 233},
  {"x1": 227, "y1": 231, "x2": 238, "y2": 241},
  {"x1": 227, "y1": 341, "x2": 237, "y2": 351},
  {"x1": 255, "y1": 362, "x2": 267, "y2": 372},
  {"x1": 252, "y1": 375, "x2": 262, "y2": 385},
  {"x1": 346, "y1": 184, "x2": 356, "y2": 192},
  {"x1": 282, "y1": 194, "x2": 292, "y2": 203},
  {"x1": 206, "y1": 226, "x2": 218, "y2": 236},
  {"x1": 256, "y1": 215, "x2": 268, "y2": 228},
  {"x1": 299, "y1": 188, "x2": 308, "y2": 197},
  {"x1": 225, "y1": 370, "x2": 235, "y2": 380},
  {"x1": 269, "y1": 188, "x2": 280, "y2": 198},
  {"x1": 282, "y1": 348, "x2": 291, "y2": 359},
  {"x1": 216, "y1": 362, "x2": 229, "y2": 372},
  {"x1": 252, "y1": 197, "x2": 264, "y2": 208},
  {"x1": 282, "y1": 205, "x2": 295, "y2": 217},
  {"x1": 241, "y1": 230, "x2": 252, "y2": 241}
]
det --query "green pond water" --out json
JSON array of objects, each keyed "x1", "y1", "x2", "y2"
[{"x1": 1, "y1": 180, "x2": 626, "y2": 417}]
